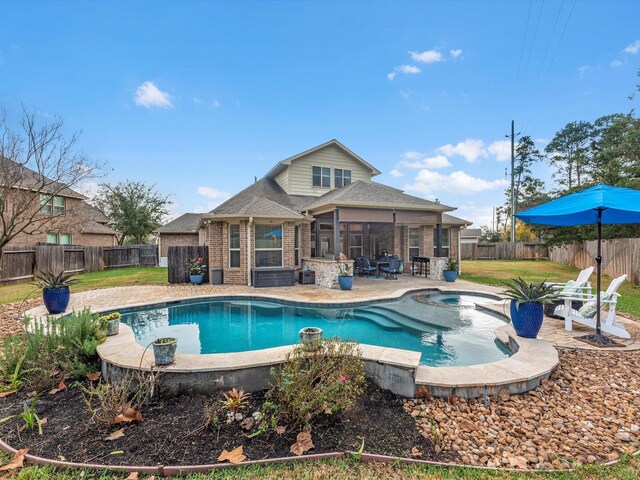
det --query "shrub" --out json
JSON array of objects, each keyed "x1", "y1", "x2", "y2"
[
  {"x1": 0, "y1": 309, "x2": 107, "y2": 391},
  {"x1": 269, "y1": 338, "x2": 366, "y2": 427}
]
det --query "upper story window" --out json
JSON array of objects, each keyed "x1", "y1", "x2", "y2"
[
  {"x1": 312, "y1": 166, "x2": 331, "y2": 188},
  {"x1": 46, "y1": 233, "x2": 71, "y2": 245},
  {"x1": 40, "y1": 195, "x2": 66, "y2": 215},
  {"x1": 334, "y1": 169, "x2": 352, "y2": 188}
]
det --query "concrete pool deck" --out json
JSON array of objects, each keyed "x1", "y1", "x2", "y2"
[{"x1": 24, "y1": 276, "x2": 640, "y2": 398}]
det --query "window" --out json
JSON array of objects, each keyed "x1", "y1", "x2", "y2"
[
  {"x1": 312, "y1": 166, "x2": 331, "y2": 188},
  {"x1": 294, "y1": 225, "x2": 300, "y2": 266},
  {"x1": 334, "y1": 169, "x2": 352, "y2": 187},
  {"x1": 255, "y1": 223, "x2": 283, "y2": 267},
  {"x1": 53, "y1": 196, "x2": 66, "y2": 215},
  {"x1": 408, "y1": 227, "x2": 420, "y2": 260},
  {"x1": 40, "y1": 195, "x2": 52, "y2": 215},
  {"x1": 433, "y1": 228, "x2": 451, "y2": 257},
  {"x1": 46, "y1": 233, "x2": 71, "y2": 244},
  {"x1": 229, "y1": 224, "x2": 240, "y2": 268},
  {"x1": 40, "y1": 195, "x2": 65, "y2": 215}
]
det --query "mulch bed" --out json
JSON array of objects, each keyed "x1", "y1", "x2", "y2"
[
  {"x1": 0, "y1": 299, "x2": 42, "y2": 339},
  {"x1": 0, "y1": 380, "x2": 451, "y2": 466}
]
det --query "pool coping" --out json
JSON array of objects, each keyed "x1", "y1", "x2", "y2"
[{"x1": 75, "y1": 288, "x2": 557, "y2": 399}]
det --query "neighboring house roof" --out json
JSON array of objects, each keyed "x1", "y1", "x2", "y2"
[
  {"x1": 264, "y1": 139, "x2": 382, "y2": 179},
  {"x1": 0, "y1": 156, "x2": 86, "y2": 199},
  {"x1": 302, "y1": 181, "x2": 455, "y2": 213},
  {"x1": 205, "y1": 178, "x2": 308, "y2": 220},
  {"x1": 80, "y1": 222, "x2": 119, "y2": 235},
  {"x1": 461, "y1": 228, "x2": 482, "y2": 237},
  {"x1": 442, "y1": 213, "x2": 472, "y2": 227},
  {"x1": 156, "y1": 213, "x2": 203, "y2": 234}
]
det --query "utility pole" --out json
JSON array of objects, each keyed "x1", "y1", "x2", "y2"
[{"x1": 505, "y1": 120, "x2": 520, "y2": 244}]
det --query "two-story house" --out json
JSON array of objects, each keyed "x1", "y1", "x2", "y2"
[{"x1": 193, "y1": 139, "x2": 470, "y2": 285}]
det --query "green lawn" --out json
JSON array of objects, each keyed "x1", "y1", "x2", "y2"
[
  {"x1": 3, "y1": 455, "x2": 639, "y2": 479},
  {"x1": 0, "y1": 267, "x2": 168, "y2": 305},
  {"x1": 459, "y1": 260, "x2": 640, "y2": 319}
]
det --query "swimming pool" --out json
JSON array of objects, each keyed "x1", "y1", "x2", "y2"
[{"x1": 118, "y1": 291, "x2": 510, "y2": 367}]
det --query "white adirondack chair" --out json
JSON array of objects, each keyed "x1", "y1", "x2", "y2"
[
  {"x1": 557, "y1": 274, "x2": 629, "y2": 339},
  {"x1": 547, "y1": 266, "x2": 594, "y2": 295}
]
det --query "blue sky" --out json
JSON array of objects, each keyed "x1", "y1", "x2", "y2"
[{"x1": 1, "y1": 0, "x2": 639, "y2": 227}]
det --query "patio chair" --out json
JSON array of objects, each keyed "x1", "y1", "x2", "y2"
[
  {"x1": 545, "y1": 266, "x2": 594, "y2": 318},
  {"x1": 358, "y1": 257, "x2": 379, "y2": 277},
  {"x1": 380, "y1": 258, "x2": 402, "y2": 280},
  {"x1": 558, "y1": 274, "x2": 630, "y2": 339}
]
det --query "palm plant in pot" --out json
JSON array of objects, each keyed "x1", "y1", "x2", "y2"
[
  {"x1": 443, "y1": 256, "x2": 459, "y2": 282},
  {"x1": 186, "y1": 257, "x2": 207, "y2": 285},
  {"x1": 335, "y1": 253, "x2": 354, "y2": 290},
  {"x1": 34, "y1": 271, "x2": 78, "y2": 314},
  {"x1": 503, "y1": 277, "x2": 560, "y2": 338}
]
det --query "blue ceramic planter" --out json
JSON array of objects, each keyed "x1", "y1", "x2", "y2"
[
  {"x1": 189, "y1": 274, "x2": 205, "y2": 285},
  {"x1": 510, "y1": 300, "x2": 544, "y2": 338},
  {"x1": 338, "y1": 276, "x2": 354, "y2": 290},
  {"x1": 443, "y1": 270, "x2": 458, "y2": 282},
  {"x1": 43, "y1": 287, "x2": 70, "y2": 314}
]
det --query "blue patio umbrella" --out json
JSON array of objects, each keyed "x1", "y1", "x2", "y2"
[{"x1": 515, "y1": 184, "x2": 640, "y2": 345}]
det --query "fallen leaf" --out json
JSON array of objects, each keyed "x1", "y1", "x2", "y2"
[
  {"x1": 112, "y1": 406, "x2": 143, "y2": 424},
  {"x1": 124, "y1": 473, "x2": 138, "y2": 480},
  {"x1": 290, "y1": 431, "x2": 314, "y2": 456},
  {"x1": 40, "y1": 418, "x2": 48, "y2": 426},
  {"x1": 109, "y1": 450, "x2": 124, "y2": 455},
  {"x1": 410, "y1": 447, "x2": 422, "y2": 458},
  {"x1": 240, "y1": 417, "x2": 254, "y2": 431},
  {"x1": 104, "y1": 428, "x2": 125, "y2": 441},
  {"x1": 86, "y1": 372, "x2": 100, "y2": 382},
  {"x1": 0, "y1": 390, "x2": 18, "y2": 398},
  {"x1": 48, "y1": 380, "x2": 67, "y2": 395},
  {"x1": 276, "y1": 425, "x2": 286, "y2": 435},
  {"x1": 0, "y1": 448, "x2": 28, "y2": 471},
  {"x1": 217, "y1": 445, "x2": 246, "y2": 464}
]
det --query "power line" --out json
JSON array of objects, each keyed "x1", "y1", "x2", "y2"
[
  {"x1": 516, "y1": 0, "x2": 533, "y2": 83},
  {"x1": 522, "y1": 0, "x2": 545, "y2": 80},
  {"x1": 537, "y1": 0, "x2": 564, "y2": 80},
  {"x1": 546, "y1": 0, "x2": 577, "y2": 76}
]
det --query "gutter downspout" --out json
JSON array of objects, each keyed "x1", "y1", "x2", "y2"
[{"x1": 247, "y1": 217, "x2": 253, "y2": 286}]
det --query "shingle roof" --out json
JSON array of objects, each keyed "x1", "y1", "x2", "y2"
[
  {"x1": 156, "y1": 213, "x2": 203, "y2": 234},
  {"x1": 461, "y1": 228, "x2": 482, "y2": 237},
  {"x1": 302, "y1": 181, "x2": 455, "y2": 212},
  {"x1": 0, "y1": 156, "x2": 86, "y2": 199},
  {"x1": 80, "y1": 221, "x2": 119, "y2": 235},
  {"x1": 442, "y1": 213, "x2": 472, "y2": 226},
  {"x1": 208, "y1": 178, "x2": 308, "y2": 219}
]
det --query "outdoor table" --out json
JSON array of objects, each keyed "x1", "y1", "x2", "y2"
[
  {"x1": 369, "y1": 260, "x2": 389, "y2": 277},
  {"x1": 411, "y1": 256, "x2": 430, "y2": 276}
]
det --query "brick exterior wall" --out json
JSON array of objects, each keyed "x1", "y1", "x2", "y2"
[
  {"x1": 301, "y1": 223, "x2": 311, "y2": 260},
  {"x1": 159, "y1": 233, "x2": 199, "y2": 257},
  {"x1": 421, "y1": 225, "x2": 434, "y2": 258},
  {"x1": 7, "y1": 196, "x2": 118, "y2": 247},
  {"x1": 450, "y1": 226, "x2": 460, "y2": 260}
]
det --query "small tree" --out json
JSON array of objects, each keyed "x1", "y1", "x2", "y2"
[
  {"x1": 92, "y1": 181, "x2": 170, "y2": 244},
  {"x1": 0, "y1": 108, "x2": 100, "y2": 268}
]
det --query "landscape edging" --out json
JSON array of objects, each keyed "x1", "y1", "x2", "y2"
[{"x1": 0, "y1": 437, "x2": 638, "y2": 476}]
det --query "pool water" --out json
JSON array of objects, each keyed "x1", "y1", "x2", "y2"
[{"x1": 119, "y1": 293, "x2": 511, "y2": 367}]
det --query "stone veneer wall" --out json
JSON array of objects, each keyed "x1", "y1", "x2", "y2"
[{"x1": 429, "y1": 257, "x2": 448, "y2": 280}]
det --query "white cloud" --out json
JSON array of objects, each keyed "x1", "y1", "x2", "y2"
[
  {"x1": 389, "y1": 169, "x2": 404, "y2": 177},
  {"x1": 164, "y1": 201, "x2": 183, "y2": 222},
  {"x1": 401, "y1": 150, "x2": 423, "y2": 160},
  {"x1": 409, "y1": 50, "x2": 443, "y2": 64},
  {"x1": 387, "y1": 64, "x2": 421, "y2": 80},
  {"x1": 453, "y1": 201, "x2": 495, "y2": 228},
  {"x1": 77, "y1": 181, "x2": 101, "y2": 199},
  {"x1": 404, "y1": 169, "x2": 508, "y2": 198},
  {"x1": 610, "y1": 60, "x2": 624, "y2": 67},
  {"x1": 400, "y1": 155, "x2": 452, "y2": 169},
  {"x1": 450, "y1": 49, "x2": 463, "y2": 58},
  {"x1": 197, "y1": 186, "x2": 230, "y2": 200},
  {"x1": 212, "y1": 100, "x2": 221, "y2": 108},
  {"x1": 134, "y1": 81, "x2": 174, "y2": 109},
  {"x1": 487, "y1": 140, "x2": 511, "y2": 161},
  {"x1": 436, "y1": 138, "x2": 486, "y2": 163},
  {"x1": 624, "y1": 40, "x2": 640, "y2": 54}
]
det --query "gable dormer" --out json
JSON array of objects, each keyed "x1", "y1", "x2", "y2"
[{"x1": 265, "y1": 139, "x2": 381, "y2": 197}]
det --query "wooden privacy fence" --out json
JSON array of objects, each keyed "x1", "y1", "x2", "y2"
[
  {"x1": 0, "y1": 244, "x2": 158, "y2": 284},
  {"x1": 461, "y1": 242, "x2": 549, "y2": 260},
  {"x1": 168, "y1": 246, "x2": 209, "y2": 284},
  {"x1": 550, "y1": 238, "x2": 640, "y2": 285}
]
